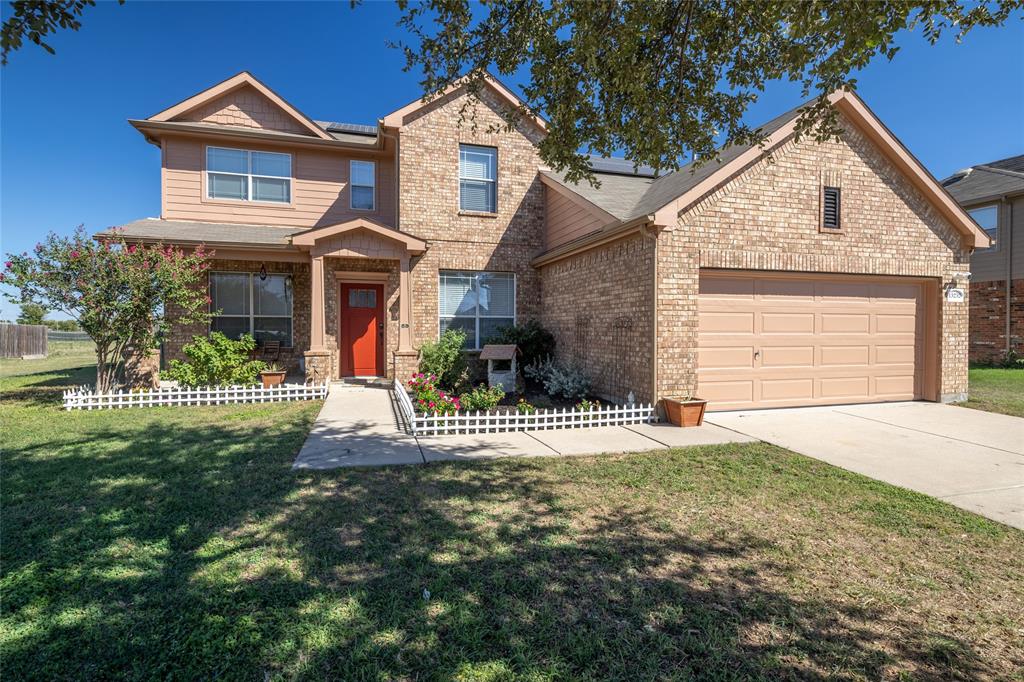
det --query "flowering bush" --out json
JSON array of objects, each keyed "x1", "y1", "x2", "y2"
[
  {"x1": 2, "y1": 227, "x2": 211, "y2": 392},
  {"x1": 459, "y1": 384, "x2": 505, "y2": 411},
  {"x1": 408, "y1": 372, "x2": 461, "y2": 415}
]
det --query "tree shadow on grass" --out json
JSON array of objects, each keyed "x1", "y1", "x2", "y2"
[{"x1": 1, "y1": 410, "x2": 1000, "y2": 680}]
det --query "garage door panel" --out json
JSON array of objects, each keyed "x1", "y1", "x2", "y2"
[
  {"x1": 821, "y1": 313, "x2": 870, "y2": 334},
  {"x1": 875, "y1": 375, "x2": 915, "y2": 397},
  {"x1": 698, "y1": 272, "x2": 926, "y2": 411},
  {"x1": 759, "y1": 279, "x2": 815, "y2": 299},
  {"x1": 761, "y1": 378, "x2": 814, "y2": 401},
  {"x1": 699, "y1": 276, "x2": 754, "y2": 298},
  {"x1": 817, "y1": 281, "x2": 871, "y2": 301},
  {"x1": 876, "y1": 345, "x2": 915, "y2": 364},
  {"x1": 762, "y1": 313, "x2": 814, "y2": 334},
  {"x1": 820, "y1": 345, "x2": 870, "y2": 366},
  {"x1": 699, "y1": 380, "x2": 754, "y2": 404},
  {"x1": 699, "y1": 311, "x2": 754, "y2": 334},
  {"x1": 698, "y1": 346, "x2": 754, "y2": 370},
  {"x1": 760, "y1": 346, "x2": 815, "y2": 368},
  {"x1": 876, "y1": 314, "x2": 916, "y2": 333}
]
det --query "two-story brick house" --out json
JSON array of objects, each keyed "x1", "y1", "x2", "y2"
[
  {"x1": 941, "y1": 155, "x2": 1024, "y2": 363},
  {"x1": 102, "y1": 71, "x2": 989, "y2": 410}
]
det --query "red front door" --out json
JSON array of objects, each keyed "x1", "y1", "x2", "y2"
[{"x1": 340, "y1": 283, "x2": 384, "y2": 377}]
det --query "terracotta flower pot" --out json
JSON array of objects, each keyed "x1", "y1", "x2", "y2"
[
  {"x1": 662, "y1": 397, "x2": 708, "y2": 427},
  {"x1": 259, "y1": 370, "x2": 287, "y2": 389}
]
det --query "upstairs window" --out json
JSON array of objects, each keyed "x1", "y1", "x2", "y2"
[
  {"x1": 439, "y1": 271, "x2": 515, "y2": 349},
  {"x1": 822, "y1": 186, "x2": 841, "y2": 229},
  {"x1": 350, "y1": 160, "x2": 376, "y2": 210},
  {"x1": 968, "y1": 205, "x2": 999, "y2": 250},
  {"x1": 210, "y1": 272, "x2": 293, "y2": 346},
  {"x1": 207, "y1": 147, "x2": 291, "y2": 203},
  {"x1": 459, "y1": 144, "x2": 497, "y2": 213}
]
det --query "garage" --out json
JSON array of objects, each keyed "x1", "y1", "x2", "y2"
[{"x1": 697, "y1": 271, "x2": 938, "y2": 411}]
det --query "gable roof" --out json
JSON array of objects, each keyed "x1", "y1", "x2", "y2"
[
  {"x1": 381, "y1": 71, "x2": 547, "y2": 132},
  {"x1": 541, "y1": 90, "x2": 990, "y2": 256},
  {"x1": 291, "y1": 217, "x2": 426, "y2": 254},
  {"x1": 147, "y1": 71, "x2": 334, "y2": 141},
  {"x1": 941, "y1": 154, "x2": 1024, "y2": 206}
]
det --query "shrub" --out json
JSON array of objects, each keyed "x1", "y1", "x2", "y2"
[
  {"x1": 524, "y1": 356, "x2": 592, "y2": 401},
  {"x1": 418, "y1": 328, "x2": 469, "y2": 391},
  {"x1": 459, "y1": 384, "x2": 505, "y2": 411},
  {"x1": 408, "y1": 372, "x2": 461, "y2": 415},
  {"x1": 515, "y1": 398, "x2": 536, "y2": 415},
  {"x1": 575, "y1": 398, "x2": 600, "y2": 412},
  {"x1": 486, "y1": 319, "x2": 556, "y2": 368},
  {"x1": 164, "y1": 333, "x2": 267, "y2": 387}
]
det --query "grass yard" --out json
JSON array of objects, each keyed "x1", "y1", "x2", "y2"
[
  {"x1": 960, "y1": 367, "x2": 1024, "y2": 418},
  {"x1": 2, "y1": 354, "x2": 1023, "y2": 680}
]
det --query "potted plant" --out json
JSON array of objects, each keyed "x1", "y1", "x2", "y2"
[
  {"x1": 259, "y1": 363, "x2": 287, "y2": 389},
  {"x1": 661, "y1": 396, "x2": 708, "y2": 427}
]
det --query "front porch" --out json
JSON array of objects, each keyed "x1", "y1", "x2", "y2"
[
  {"x1": 152, "y1": 217, "x2": 426, "y2": 384},
  {"x1": 295, "y1": 218, "x2": 426, "y2": 383}
]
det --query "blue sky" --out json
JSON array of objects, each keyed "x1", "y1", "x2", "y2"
[{"x1": 2, "y1": 1, "x2": 1022, "y2": 320}]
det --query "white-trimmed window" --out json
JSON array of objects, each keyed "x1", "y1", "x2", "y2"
[
  {"x1": 459, "y1": 144, "x2": 497, "y2": 213},
  {"x1": 350, "y1": 160, "x2": 375, "y2": 210},
  {"x1": 210, "y1": 272, "x2": 293, "y2": 346},
  {"x1": 968, "y1": 205, "x2": 999, "y2": 250},
  {"x1": 206, "y1": 147, "x2": 291, "y2": 203},
  {"x1": 439, "y1": 271, "x2": 515, "y2": 349}
]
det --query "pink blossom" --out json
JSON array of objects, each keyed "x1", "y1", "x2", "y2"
[
  {"x1": 127, "y1": 245, "x2": 137, "y2": 254},
  {"x1": 70, "y1": 250, "x2": 80, "y2": 259},
  {"x1": 4, "y1": 261, "x2": 11, "y2": 269}
]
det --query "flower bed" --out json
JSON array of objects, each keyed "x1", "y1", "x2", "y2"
[
  {"x1": 394, "y1": 378, "x2": 655, "y2": 436},
  {"x1": 63, "y1": 382, "x2": 328, "y2": 410}
]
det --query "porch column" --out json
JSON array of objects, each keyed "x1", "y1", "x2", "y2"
[
  {"x1": 398, "y1": 255, "x2": 413, "y2": 352},
  {"x1": 310, "y1": 255, "x2": 326, "y2": 350}
]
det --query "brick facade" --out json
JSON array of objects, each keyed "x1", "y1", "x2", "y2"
[
  {"x1": 539, "y1": 232, "x2": 656, "y2": 402},
  {"x1": 656, "y1": 116, "x2": 970, "y2": 402},
  {"x1": 398, "y1": 87, "x2": 546, "y2": 361},
  {"x1": 969, "y1": 279, "x2": 1024, "y2": 363}
]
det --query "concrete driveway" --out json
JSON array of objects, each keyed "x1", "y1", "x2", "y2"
[{"x1": 707, "y1": 402, "x2": 1024, "y2": 530}]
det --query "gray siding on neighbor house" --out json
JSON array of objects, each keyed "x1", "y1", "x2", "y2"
[{"x1": 969, "y1": 195, "x2": 1023, "y2": 283}]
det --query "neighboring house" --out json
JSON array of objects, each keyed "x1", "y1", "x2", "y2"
[
  {"x1": 941, "y1": 155, "x2": 1024, "y2": 363},
  {"x1": 100, "y1": 71, "x2": 988, "y2": 410}
]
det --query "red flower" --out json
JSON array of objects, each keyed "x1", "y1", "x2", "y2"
[
  {"x1": 4, "y1": 261, "x2": 10, "y2": 269},
  {"x1": 70, "y1": 250, "x2": 80, "y2": 259}
]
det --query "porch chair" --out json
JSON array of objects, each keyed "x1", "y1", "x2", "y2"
[{"x1": 258, "y1": 340, "x2": 281, "y2": 364}]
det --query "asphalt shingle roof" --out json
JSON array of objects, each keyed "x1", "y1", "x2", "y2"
[
  {"x1": 545, "y1": 101, "x2": 808, "y2": 222},
  {"x1": 942, "y1": 154, "x2": 1024, "y2": 205},
  {"x1": 96, "y1": 218, "x2": 308, "y2": 246}
]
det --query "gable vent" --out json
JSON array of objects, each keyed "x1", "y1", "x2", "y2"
[{"x1": 822, "y1": 186, "x2": 841, "y2": 229}]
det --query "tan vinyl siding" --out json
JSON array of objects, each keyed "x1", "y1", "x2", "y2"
[
  {"x1": 969, "y1": 195, "x2": 1023, "y2": 283},
  {"x1": 545, "y1": 186, "x2": 604, "y2": 249},
  {"x1": 162, "y1": 136, "x2": 396, "y2": 228}
]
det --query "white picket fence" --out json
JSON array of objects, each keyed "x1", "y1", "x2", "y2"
[
  {"x1": 63, "y1": 382, "x2": 329, "y2": 410},
  {"x1": 394, "y1": 378, "x2": 656, "y2": 436}
]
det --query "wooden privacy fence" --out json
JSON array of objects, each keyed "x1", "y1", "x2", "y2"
[
  {"x1": 63, "y1": 382, "x2": 329, "y2": 410},
  {"x1": 0, "y1": 323, "x2": 47, "y2": 358},
  {"x1": 394, "y1": 378, "x2": 656, "y2": 436}
]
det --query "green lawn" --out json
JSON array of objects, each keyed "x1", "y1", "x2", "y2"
[
  {"x1": 2, "y1": 355, "x2": 1022, "y2": 680},
  {"x1": 961, "y1": 367, "x2": 1024, "y2": 418}
]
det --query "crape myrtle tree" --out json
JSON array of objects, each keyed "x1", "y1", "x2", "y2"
[
  {"x1": 1, "y1": 227, "x2": 212, "y2": 393},
  {"x1": 391, "y1": 0, "x2": 1023, "y2": 184}
]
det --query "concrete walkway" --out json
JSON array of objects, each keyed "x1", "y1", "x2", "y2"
[
  {"x1": 708, "y1": 401, "x2": 1024, "y2": 530},
  {"x1": 293, "y1": 385, "x2": 753, "y2": 469}
]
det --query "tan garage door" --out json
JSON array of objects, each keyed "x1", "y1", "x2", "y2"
[{"x1": 697, "y1": 271, "x2": 932, "y2": 411}]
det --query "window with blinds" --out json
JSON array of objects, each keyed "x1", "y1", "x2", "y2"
[
  {"x1": 439, "y1": 270, "x2": 515, "y2": 349},
  {"x1": 210, "y1": 272, "x2": 293, "y2": 346},
  {"x1": 459, "y1": 145, "x2": 497, "y2": 213},
  {"x1": 822, "y1": 186, "x2": 841, "y2": 229},
  {"x1": 207, "y1": 147, "x2": 291, "y2": 203}
]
